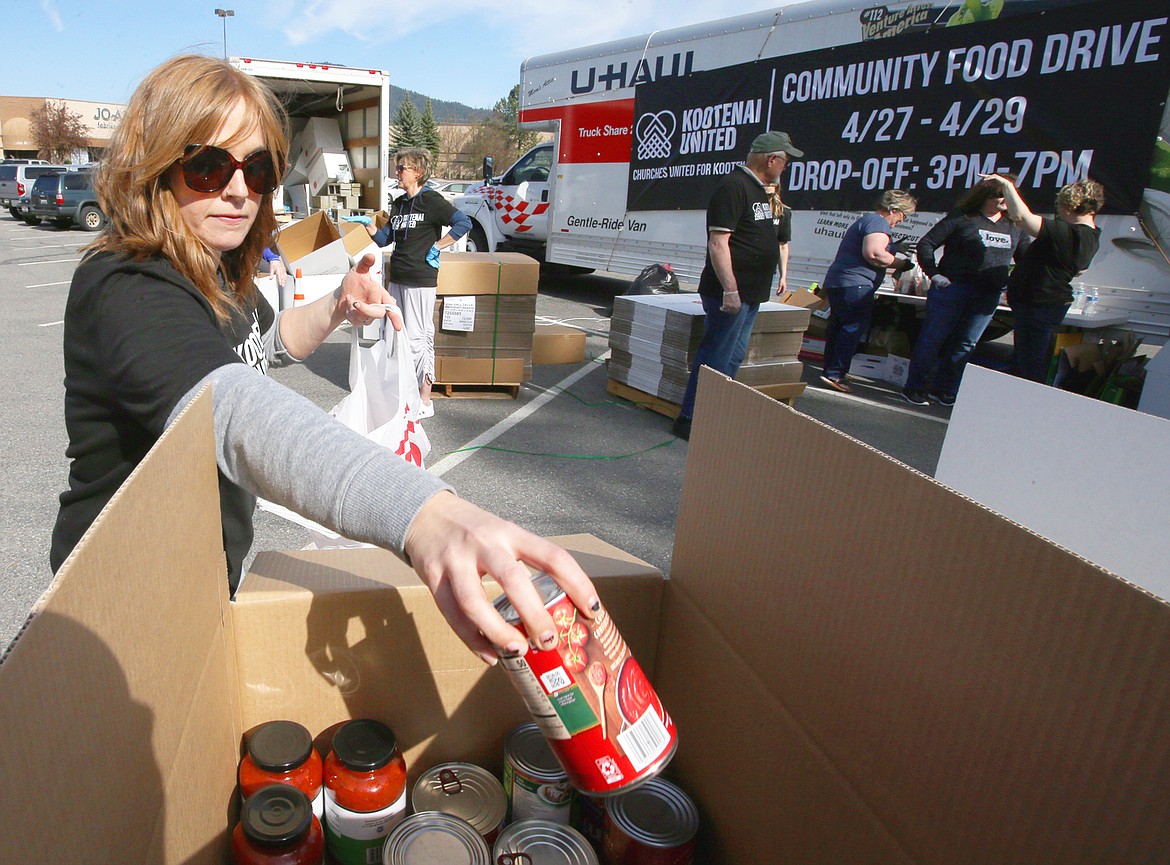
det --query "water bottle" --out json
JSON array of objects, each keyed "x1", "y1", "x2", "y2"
[
  {"x1": 1084, "y1": 286, "x2": 1099, "y2": 317},
  {"x1": 1070, "y1": 282, "x2": 1086, "y2": 313}
]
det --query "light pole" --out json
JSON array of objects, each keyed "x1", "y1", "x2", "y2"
[{"x1": 214, "y1": 8, "x2": 234, "y2": 59}]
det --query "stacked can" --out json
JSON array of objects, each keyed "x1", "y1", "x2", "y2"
[
  {"x1": 503, "y1": 721, "x2": 576, "y2": 824},
  {"x1": 494, "y1": 818, "x2": 599, "y2": 865},
  {"x1": 381, "y1": 811, "x2": 491, "y2": 865},
  {"x1": 601, "y1": 778, "x2": 698, "y2": 865},
  {"x1": 410, "y1": 762, "x2": 507, "y2": 846}
]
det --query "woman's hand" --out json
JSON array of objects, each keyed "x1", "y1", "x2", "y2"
[
  {"x1": 404, "y1": 491, "x2": 601, "y2": 665},
  {"x1": 337, "y1": 253, "x2": 401, "y2": 332}
]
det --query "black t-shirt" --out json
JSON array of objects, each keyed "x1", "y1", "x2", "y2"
[
  {"x1": 776, "y1": 205, "x2": 793, "y2": 244},
  {"x1": 50, "y1": 252, "x2": 272, "y2": 588},
  {"x1": 698, "y1": 167, "x2": 781, "y2": 304},
  {"x1": 916, "y1": 211, "x2": 1027, "y2": 292},
  {"x1": 1007, "y1": 217, "x2": 1101, "y2": 307},
  {"x1": 384, "y1": 188, "x2": 459, "y2": 287}
]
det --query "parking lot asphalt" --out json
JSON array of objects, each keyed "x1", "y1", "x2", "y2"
[{"x1": 0, "y1": 215, "x2": 951, "y2": 651}]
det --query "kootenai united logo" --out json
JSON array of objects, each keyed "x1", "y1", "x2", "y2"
[{"x1": 635, "y1": 111, "x2": 677, "y2": 160}]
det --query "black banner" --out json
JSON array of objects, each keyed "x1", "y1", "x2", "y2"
[{"x1": 627, "y1": 0, "x2": 1170, "y2": 214}]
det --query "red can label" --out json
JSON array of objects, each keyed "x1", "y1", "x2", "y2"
[{"x1": 497, "y1": 582, "x2": 677, "y2": 796}]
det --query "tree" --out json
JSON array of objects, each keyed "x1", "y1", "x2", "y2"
[
  {"x1": 492, "y1": 85, "x2": 540, "y2": 154},
  {"x1": 420, "y1": 99, "x2": 442, "y2": 166},
  {"x1": 390, "y1": 96, "x2": 424, "y2": 151},
  {"x1": 29, "y1": 100, "x2": 88, "y2": 163}
]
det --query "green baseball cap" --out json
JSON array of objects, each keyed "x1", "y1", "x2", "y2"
[{"x1": 750, "y1": 131, "x2": 803, "y2": 158}]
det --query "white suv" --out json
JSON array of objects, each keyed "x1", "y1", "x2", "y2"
[{"x1": 0, "y1": 162, "x2": 69, "y2": 220}]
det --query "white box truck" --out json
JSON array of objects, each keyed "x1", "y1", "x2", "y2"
[
  {"x1": 229, "y1": 57, "x2": 391, "y2": 215},
  {"x1": 455, "y1": 0, "x2": 1170, "y2": 344}
]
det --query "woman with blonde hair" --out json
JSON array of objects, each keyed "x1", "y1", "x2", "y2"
[{"x1": 50, "y1": 54, "x2": 598, "y2": 664}]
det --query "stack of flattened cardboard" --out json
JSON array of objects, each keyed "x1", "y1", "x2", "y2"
[
  {"x1": 432, "y1": 252, "x2": 539, "y2": 386},
  {"x1": 608, "y1": 293, "x2": 811, "y2": 404}
]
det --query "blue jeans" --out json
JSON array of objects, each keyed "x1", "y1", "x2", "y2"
[
  {"x1": 1011, "y1": 302, "x2": 1070, "y2": 383},
  {"x1": 678, "y1": 294, "x2": 761, "y2": 420},
  {"x1": 822, "y1": 284, "x2": 876, "y2": 381},
  {"x1": 905, "y1": 281, "x2": 1000, "y2": 397}
]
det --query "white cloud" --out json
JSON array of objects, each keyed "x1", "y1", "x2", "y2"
[{"x1": 40, "y1": 0, "x2": 63, "y2": 31}]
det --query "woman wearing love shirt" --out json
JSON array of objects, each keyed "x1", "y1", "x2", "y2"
[{"x1": 50, "y1": 55, "x2": 598, "y2": 665}]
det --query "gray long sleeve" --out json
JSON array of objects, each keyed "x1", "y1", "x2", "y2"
[{"x1": 168, "y1": 363, "x2": 451, "y2": 558}]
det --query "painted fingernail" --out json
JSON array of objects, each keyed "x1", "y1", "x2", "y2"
[
  {"x1": 540, "y1": 631, "x2": 557, "y2": 648},
  {"x1": 504, "y1": 642, "x2": 525, "y2": 656},
  {"x1": 589, "y1": 598, "x2": 601, "y2": 613}
]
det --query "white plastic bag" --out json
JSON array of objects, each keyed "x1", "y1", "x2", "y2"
[
  {"x1": 330, "y1": 320, "x2": 430, "y2": 469},
  {"x1": 895, "y1": 261, "x2": 927, "y2": 296}
]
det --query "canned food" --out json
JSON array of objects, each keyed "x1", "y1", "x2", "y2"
[
  {"x1": 494, "y1": 574, "x2": 678, "y2": 796},
  {"x1": 602, "y1": 778, "x2": 698, "y2": 865},
  {"x1": 239, "y1": 720, "x2": 324, "y2": 819},
  {"x1": 324, "y1": 719, "x2": 408, "y2": 865},
  {"x1": 494, "y1": 818, "x2": 599, "y2": 865},
  {"x1": 382, "y1": 811, "x2": 491, "y2": 865},
  {"x1": 504, "y1": 722, "x2": 575, "y2": 824},
  {"x1": 572, "y1": 794, "x2": 607, "y2": 850},
  {"x1": 410, "y1": 762, "x2": 507, "y2": 845},
  {"x1": 231, "y1": 783, "x2": 325, "y2": 865}
]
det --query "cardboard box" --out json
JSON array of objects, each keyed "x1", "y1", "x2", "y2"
[
  {"x1": 299, "y1": 116, "x2": 345, "y2": 160},
  {"x1": 533, "y1": 324, "x2": 587, "y2": 364},
  {"x1": 276, "y1": 212, "x2": 351, "y2": 276},
  {"x1": 849, "y1": 352, "x2": 886, "y2": 378},
  {"x1": 798, "y1": 335, "x2": 826, "y2": 362},
  {"x1": 436, "y1": 252, "x2": 540, "y2": 296},
  {"x1": 306, "y1": 150, "x2": 354, "y2": 198},
  {"x1": 4, "y1": 376, "x2": 1169, "y2": 863},
  {"x1": 778, "y1": 286, "x2": 828, "y2": 312},
  {"x1": 434, "y1": 355, "x2": 525, "y2": 384},
  {"x1": 885, "y1": 353, "x2": 910, "y2": 387}
]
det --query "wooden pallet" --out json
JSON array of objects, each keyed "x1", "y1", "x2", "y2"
[
  {"x1": 433, "y1": 381, "x2": 521, "y2": 399},
  {"x1": 606, "y1": 378, "x2": 805, "y2": 419}
]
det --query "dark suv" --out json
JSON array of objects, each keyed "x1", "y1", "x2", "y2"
[{"x1": 30, "y1": 170, "x2": 106, "y2": 231}]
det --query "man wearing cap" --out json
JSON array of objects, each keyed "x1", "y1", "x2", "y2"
[{"x1": 673, "y1": 130, "x2": 803, "y2": 440}]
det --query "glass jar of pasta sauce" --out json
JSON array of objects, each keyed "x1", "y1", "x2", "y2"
[
  {"x1": 231, "y1": 783, "x2": 324, "y2": 865},
  {"x1": 324, "y1": 719, "x2": 408, "y2": 865},
  {"x1": 239, "y1": 720, "x2": 324, "y2": 819},
  {"x1": 493, "y1": 573, "x2": 678, "y2": 797}
]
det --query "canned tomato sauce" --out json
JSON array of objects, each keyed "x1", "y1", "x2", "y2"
[
  {"x1": 602, "y1": 778, "x2": 698, "y2": 865},
  {"x1": 494, "y1": 818, "x2": 599, "y2": 865},
  {"x1": 493, "y1": 573, "x2": 678, "y2": 797},
  {"x1": 503, "y1": 722, "x2": 575, "y2": 824},
  {"x1": 381, "y1": 812, "x2": 490, "y2": 865},
  {"x1": 410, "y1": 762, "x2": 507, "y2": 845}
]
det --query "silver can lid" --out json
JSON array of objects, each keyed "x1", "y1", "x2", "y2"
[
  {"x1": 493, "y1": 819, "x2": 599, "y2": 865},
  {"x1": 382, "y1": 811, "x2": 491, "y2": 865},
  {"x1": 410, "y1": 762, "x2": 506, "y2": 838},
  {"x1": 505, "y1": 722, "x2": 567, "y2": 782},
  {"x1": 606, "y1": 778, "x2": 698, "y2": 848},
  {"x1": 492, "y1": 573, "x2": 564, "y2": 625}
]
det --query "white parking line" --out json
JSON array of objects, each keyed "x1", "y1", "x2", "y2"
[
  {"x1": 39, "y1": 320, "x2": 64, "y2": 328},
  {"x1": 428, "y1": 351, "x2": 611, "y2": 478},
  {"x1": 18, "y1": 258, "x2": 79, "y2": 266},
  {"x1": 28, "y1": 281, "x2": 71, "y2": 288},
  {"x1": 809, "y1": 384, "x2": 950, "y2": 424}
]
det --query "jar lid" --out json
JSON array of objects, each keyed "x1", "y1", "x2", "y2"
[
  {"x1": 493, "y1": 819, "x2": 598, "y2": 865},
  {"x1": 240, "y1": 784, "x2": 313, "y2": 847},
  {"x1": 247, "y1": 720, "x2": 313, "y2": 773},
  {"x1": 606, "y1": 778, "x2": 698, "y2": 848},
  {"x1": 332, "y1": 719, "x2": 398, "y2": 772}
]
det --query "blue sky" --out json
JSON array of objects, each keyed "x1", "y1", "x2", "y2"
[{"x1": 16, "y1": 0, "x2": 793, "y2": 110}]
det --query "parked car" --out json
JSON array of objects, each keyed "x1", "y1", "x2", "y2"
[
  {"x1": 425, "y1": 178, "x2": 479, "y2": 201},
  {"x1": 30, "y1": 170, "x2": 106, "y2": 231},
  {"x1": 0, "y1": 163, "x2": 69, "y2": 219}
]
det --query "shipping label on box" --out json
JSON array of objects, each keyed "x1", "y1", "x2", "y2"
[{"x1": 441, "y1": 296, "x2": 477, "y2": 332}]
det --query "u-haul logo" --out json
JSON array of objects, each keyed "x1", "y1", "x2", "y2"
[{"x1": 570, "y1": 50, "x2": 696, "y2": 94}]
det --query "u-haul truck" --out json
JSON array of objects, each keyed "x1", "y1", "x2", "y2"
[
  {"x1": 230, "y1": 57, "x2": 392, "y2": 215},
  {"x1": 456, "y1": 0, "x2": 1170, "y2": 344}
]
